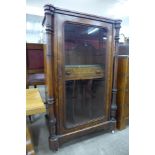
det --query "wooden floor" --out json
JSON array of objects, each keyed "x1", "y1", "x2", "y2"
[{"x1": 28, "y1": 86, "x2": 129, "y2": 155}]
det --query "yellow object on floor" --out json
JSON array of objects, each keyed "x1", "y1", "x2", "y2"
[
  {"x1": 26, "y1": 88, "x2": 46, "y2": 155},
  {"x1": 26, "y1": 88, "x2": 46, "y2": 116},
  {"x1": 26, "y1": 126, "x2": 36, "y2": 155}
]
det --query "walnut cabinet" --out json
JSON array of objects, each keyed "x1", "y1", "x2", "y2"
[{"x1": 43, "y1": 4, "x2": 121, "y2": 151}]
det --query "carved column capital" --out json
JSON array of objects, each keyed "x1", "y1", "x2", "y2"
[
  {"x1": 43, "y1": 5, "x2": 55, "y2": 34},
  {"x1": 44, "y1": 4, "x2": 55, "y2": 14},
  {"x1": 114, "y1": 20, "x2": 122, "y2": 43}
]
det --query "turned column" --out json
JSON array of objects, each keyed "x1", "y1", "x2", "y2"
[
  {"x1": 43, "y1": 5, "x2": 59, "y2": 151},
  {"x1": 111, "y1": 21, "x2": 121, "y2": 121}
]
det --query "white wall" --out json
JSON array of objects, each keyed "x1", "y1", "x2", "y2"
[
  {"x1": 26, "y1": 0, "x2": 129, "y2": 42},
  {"x1": 26, "y1": 14, "x2": 44, "y2": 43}
]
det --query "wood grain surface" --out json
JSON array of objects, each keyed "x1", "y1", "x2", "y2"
[{"x1": 26, "y1": 88, "x2": 46, "y2": 116}]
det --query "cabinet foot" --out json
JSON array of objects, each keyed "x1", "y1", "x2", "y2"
[{"x1": 49, "y1": 136, "x2": 59, "y2": 151}]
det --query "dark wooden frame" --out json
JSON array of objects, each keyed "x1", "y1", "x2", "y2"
[{"x1": 43, "y1": 4, "x2": 121, "y2": 151}]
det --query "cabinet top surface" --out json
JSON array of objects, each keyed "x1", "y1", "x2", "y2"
[{"x1": 43, "y1": 4, "x2": 122, "y2": 24}]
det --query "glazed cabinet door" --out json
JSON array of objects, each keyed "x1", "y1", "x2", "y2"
[{"x1": 54, "y1": 14, "x2": 114, "y2": 133}]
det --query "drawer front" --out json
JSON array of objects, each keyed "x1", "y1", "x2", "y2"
[{"x1": 65, "y1": 65, "x2": 104, "y2": 80}]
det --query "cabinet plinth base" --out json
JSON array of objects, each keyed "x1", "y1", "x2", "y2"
[{"x1": 48, "y1": 120, "x2": 116, "y2": 151}]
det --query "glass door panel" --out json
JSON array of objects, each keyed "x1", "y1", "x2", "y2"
[{"x1": 64, "y1": 22, "x2": 108, "y2": 128}]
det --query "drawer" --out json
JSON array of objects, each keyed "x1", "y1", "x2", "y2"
[{"x1": 65, "y1": 65, "x2": 104, "y2": 80}]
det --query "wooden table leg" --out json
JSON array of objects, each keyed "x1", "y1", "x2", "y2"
[{"x1": 26, "y1": 125, "x2": 36, "y2": 155}]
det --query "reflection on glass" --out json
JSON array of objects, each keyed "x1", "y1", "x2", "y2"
[{"x1": 64, "y1": 22, "x2": 108, "y2": 128}]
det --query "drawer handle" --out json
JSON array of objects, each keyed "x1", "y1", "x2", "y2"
[
  {"x1": 96, "y1": 70, "x2": 101, "y2": 74},
  {"x1": 66, "y1": 71, "x2": 71, "y2": 75}
]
